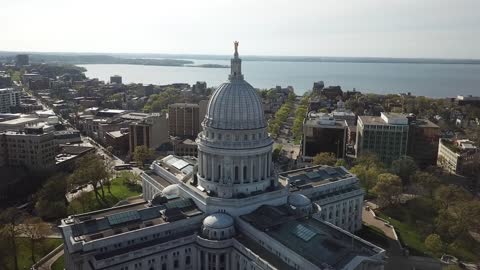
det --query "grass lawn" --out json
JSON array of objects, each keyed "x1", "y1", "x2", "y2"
[
  {"x1": 51, "y1": 254, "x2": 64, "y2": 270},
  {"x1": 68, "y1": 177, "x2": 142, "y2": 214},
  {"x1": 3, "y1": 237, "x2": 63, "y2": 270},
  {"x1": 377, "y1": 197, "x2": 480, "y2": 262}
]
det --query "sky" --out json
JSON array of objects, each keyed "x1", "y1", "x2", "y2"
[{"x1": 2, "y1": 0, "x2": 480, "y2": 59}]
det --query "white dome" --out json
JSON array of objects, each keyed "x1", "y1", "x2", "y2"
[
  {"x1": 161, "y1": 184, "x2": 180, "y2": 199},
  {"x1": 202, "y1": 213, "x2": 234, "y2": 229},
  {"x1": 203, "y1": 80, "x2": 265, "y2": 130},
  {"x1": 288, "y1": 194, "x2": 311, "y2": 207}
]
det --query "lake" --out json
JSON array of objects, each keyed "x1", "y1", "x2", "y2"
[{"x1": 80, "y1": 59, "x2": 480, "y2": 97}]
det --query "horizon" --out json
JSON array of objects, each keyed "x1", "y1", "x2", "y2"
[
  {"x1": 2, "y1": 49, "x2": 480, "y2": 62},
  {"x1": 3, "y1": 0, "x2": 480, "y2": 59}
]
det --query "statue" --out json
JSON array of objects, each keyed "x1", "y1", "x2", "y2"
[{"x1": 234, "y1": 41, "x2": 239, "y2": 56}]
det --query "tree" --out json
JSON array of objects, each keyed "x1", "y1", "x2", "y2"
[
  {"x1": 335, "y1": 159, "x2": 348, "y2": 168},
  {"x1": 133, "y1": 145, "x2": 154, "y2": 167},
  {"x1": 272, "y1": 145, "x2": 283, "y2": 162},
  {"x1": 312, "y1": 152, "x2": 337, "y2": 166},
  {"x1": 35, "y1": 174, "x2": 68, "y2": 219},
  {"x1": 435, "y1": 199, "x2": 480, "y2": 246},
  {"x1": 69, "y1": 153, "x2": 111, "y2": 206},
  {"x1": 434, "y1": 185, "x2": 471, "y2": 209},
  {"x1": 355, "y1": 152, "x2": 384, "y2": 170},
  {"x1": 350, "y1": 154, "x2": 385, "y2": 194},
  {"x1": 424, "y1": 234, "x2": 443, "y2": 255},
  {"x1": 21, "y1": 217, "x2": 50, "y2": 264},
  {"x1": 350, "y1": 165, "x2": 382, "y2": 194},
  {"x1": 411, "y1": 171, "x2": 440, "y2": 198},
  {"x1": 0, "y1": 208, "x2": 24, "y2": 270},
  {"x1": 391, "y1": 156, "x2": 417, "y2": 186},
  {"x1": 371, "y1": 173, "x2": 403, "y2": 207}
]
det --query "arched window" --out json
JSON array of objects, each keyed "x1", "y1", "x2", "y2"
[
  {"x1": 243, "y1": 166, "x2": 247, "y2": 181},
  {"x1": 217, "y1": 165, "x2": 221, "y2": 180},
  {"x1": 234, "y1": 166, "x2": 239, "y2": 182}
]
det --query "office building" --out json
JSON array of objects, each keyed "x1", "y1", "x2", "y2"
[
  {"x1": 0, "y1": 126, "x2": 56, "y2": 170},
  {"x1": 0, "y1": 88, "x2": 21, "y2": 113},
  {"x1": 356, "y1": 112, "x2": 409, "y2": 164},
  {"x1": 0, "y1": 72, "x2": 12, "y2": 88},
  {"x1": 437, "y1": 139, "x2": 479, "y2": 176},
  {"x1": 110, "y1": 75, "x2": 123, "y2": 84},
  {"x1": 301, "y1": 112, "x2": 347, "y2": 161},
  {"x1": 60, "y1": 43, "x2": 385, "y2": 270},
  {"x1": 168, "y1": 103, "x2": 200, "y2": 138},
  {"x1": 128, "y1": 113, "x2": 169, "y2": 153},
  {"x1": 406, "y1": 117, "x2": 440, "y2": 168},
  {"x1": 15, "y1": 54, "x2": 29, "y2": 66}
]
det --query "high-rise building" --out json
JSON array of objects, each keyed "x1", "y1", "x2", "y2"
[
  {"x1": 168, "y1": 103, "x2": 200, "y2": 138},
  {"x1": 60, "y1": 43, "x2": 385, "y2": 270},
  {"x1": 110, "y1": 75, "x2": 123, "y2": 84},
  {"x1": 0, "y1": 126, "x2": 55, "y2": 170},
  {"x1": 0, "y1": 72, "x2": 12, "y2": 88},
  {"x1": 129, "y1": 113, "x2": 169, "y2": 153},
  {"x1": 356, "y1": 112, "x2": 409, "y2": 164},
  {"x1": 301, "y1": 112, "x2": 347, "y2": 161},
  {"x1": 0, "y1": 88, "x2": 21, "y2": 113},
  {"x1": 15, "y1": 54, "x2": 29, "y2": 66},
  {"x1": 407, "y1": 117, "x2": 440, "y2": 168}
]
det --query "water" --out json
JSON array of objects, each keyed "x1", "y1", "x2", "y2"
[{"x1": 79, "y1": 59, "x2": 480, "y2": 97}]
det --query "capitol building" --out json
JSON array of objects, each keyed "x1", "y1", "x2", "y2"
[{"x1": 60, "y1": 43, "x2": 386, "y2": 270}]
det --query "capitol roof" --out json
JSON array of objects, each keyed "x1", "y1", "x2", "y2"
[
  {"x1": 202, "y1": 42, "x2": 266, "y2": 130},
  {"x1": 241, "y1": 205, "x2": 384, "y2": 269}
]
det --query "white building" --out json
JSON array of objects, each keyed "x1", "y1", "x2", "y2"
[
  {"x1": 0, "y1": 88, "x2": 20, "y2": 113},
  {"x1": 437, "y1": 138, "x2": 479, "y2": 176},
  {"x1": 60, "y1": 43, "x2": 385, "y2": 270}
]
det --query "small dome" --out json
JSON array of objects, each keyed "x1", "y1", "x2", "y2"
[
  {"x1": 161, "y1": 184, "x2": 180, "y2": 199},
  {"x1": 151, "y1": 192, "x2": 168, "y2": 206},
  {"x1": 202, "y1": 213, "x2": 234, "y2": 229},
  {"x1": 288, "y1": 194, "x2": 311, "y2": 208}
]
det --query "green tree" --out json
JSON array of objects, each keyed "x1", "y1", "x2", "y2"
[
  {"x1": 355, "y1": 152, "x2": 384, "y2": 170},
  {"x1": 434, "y1": 185, "x2": 471, "y2": 209},
  {"x1": 21, "y1": 217, "x2": 50, "y2": 264},
  {"x1": 69, "y1": 154, "x2": 111, "y2": 206},
  {"x1": 335, "y1": 159, "x2": 348, "y2": 167},
  {"x1": 435, "y1": 199, "x2": 480, "y2": 246},
  {"x1": 0, "y1": 208, "x2": 24, "y2": 270},
  {"x1": 391, "y1": 156, "x2": 417, "y2": 186},
  {"x1": 312, "y1": 152, "x2": 337, "y2": 166},
  {"x1": 272, "y1": 145, "x2": 283, "y2": 162},
  {"x1": 350, "y1": 165, "x2": 383, "y2": 194},
  {"x1": 424, "y1": 234, "x2": 444, "y2": 255},
  {"x1": 371, "y1": 173, "x2": 403, "y2": 207},
  {"x1": 411, "y1": 171, "x2": 440, "y2": 198},
  {"x1": 133, "y1": 145, "x2": 154, "y2": 167}
]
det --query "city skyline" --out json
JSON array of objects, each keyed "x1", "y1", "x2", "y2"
[{"x1": 2, "y1": 0, "x2": 480, "y2": 59}]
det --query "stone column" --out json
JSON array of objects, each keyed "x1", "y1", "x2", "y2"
[
  {"x1": 263, "y1": 153, "x2": 267, "y2": 180},
  {"x1": 211, "y1": 156, "x2": 215, "y2": 181},
  {"x1": 250, "y1": 157, "x2": 254, "y2": 182},
  {"x1": 204, "y1": 252, "x2": 208, "y2": 270},
  {"x1": 268, "y1": 152, "x2": 272, "y2": 177},
  {"x1": 240, "y1": 159, "x2": 244, "y2": 184},
  {"x1": 215, "y1": 253, "x2": 220, "y2": 270},
  {"x1": 257, "y1": 155, "x2": 261, "y2": 181}
]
